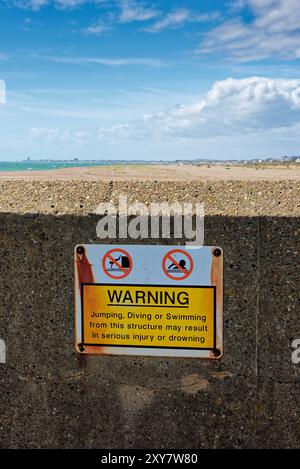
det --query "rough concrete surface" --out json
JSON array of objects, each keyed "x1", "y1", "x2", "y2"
[{"x1": 0, "y1": 177, "x2": 300, "y2": 448}]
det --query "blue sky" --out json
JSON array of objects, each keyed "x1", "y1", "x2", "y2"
[{"x1": 1, "y1": 0, "x2": 300, "y2": 160}]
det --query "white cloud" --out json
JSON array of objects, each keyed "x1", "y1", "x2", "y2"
[
  {"x1": 41, "y1": 54, "x2": 164, "y2": 67},
  {"x1": 7, "y1": 0, "x2": 157, "y2": 16},
  {"x1": 198, "y1": 0, "x2": 300, "y2": 61},
  {"x1": 145, "y1": 8, "x2": 219, "y2": 33},
  {"x1": 118, "y1": 0, "x2": 159, "y2": 23},
  {"x1": 97, "y1": 77, "x2": 300, "y2": 139},
  {"x1": 5, "y1": 0, "x2": 102, "y2": 9},
  {"x1": 98, "y1": 123, "x2": 132, "y2": 139},
  {"x1": 23, "y1": 78, "x2": 300, "y2": 159},
  {"x1": 83, "y1": 21, "x2": 111, "y2": 35},
  {"x1": 12, "y1": 0, "x2": 49, "y2": 9},
  {"x1": 29, "y1": 127, "x2": 90, "y2": 142},
  {"x1": 83, "y1": 2, "x2": 219, "y2": 36},
  {"x1": 83, "y1": 1, "x2": 160, "y2": 36}
]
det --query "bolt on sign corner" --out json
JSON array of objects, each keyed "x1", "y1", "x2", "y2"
[{"x1": 74, "y1": 245, "x2": 223, "y2": 359}]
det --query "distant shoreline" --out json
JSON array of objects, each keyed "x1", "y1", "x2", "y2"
[{"x1": 0, "y1": 157, "x2": 300, "y2": 172}]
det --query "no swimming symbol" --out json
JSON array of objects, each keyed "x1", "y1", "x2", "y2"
[
  {"x1": 102, "y1": 248, "x2": 133, "y2": 280},
  {"x1": 162, "y1": 249, "x2": 194, "y2": 281}
]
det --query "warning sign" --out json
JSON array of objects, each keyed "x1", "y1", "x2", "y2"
[
  {"x1": 162, "y1": 249, "x2": 193, "y2": 280},
  {"x1": 81, "y1": 284, "x2": 215, "y2": 350},
  {"x1": 102, "y1": 248, "x2": 132, "y2": 279},
  {"x1": 75, "y1": 244, "x2": 223, "y2": 359}
]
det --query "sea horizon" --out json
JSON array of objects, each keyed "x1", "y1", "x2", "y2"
[{"x1": 0, "y1": 155, "x2": 299, "y2": 172}]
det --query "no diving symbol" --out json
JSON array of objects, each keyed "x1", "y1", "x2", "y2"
[
  {"x1": 102, "y1": 248, "x2": 133, "y2": 279},
  {"x1": 162, "y1": 249, "x2": 194, "y2": 281}
]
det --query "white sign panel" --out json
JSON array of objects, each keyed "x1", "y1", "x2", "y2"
[{"x1": 74, "y1": 245, "x2": 223, "y2": 359}]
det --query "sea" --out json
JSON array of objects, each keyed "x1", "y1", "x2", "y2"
[{"x1": 0, "y1": 160, "x2": 155, "y2": 172}]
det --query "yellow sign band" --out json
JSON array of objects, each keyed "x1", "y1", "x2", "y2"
[{"x1": 82, "y1": 284, "x2": 216, "y2": 350}]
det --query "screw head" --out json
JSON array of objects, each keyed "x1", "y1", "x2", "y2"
[
  {"x1": 78, "y1": 344, "x2": 85, "y2": 352},
  {"x1": 213, "y1": 248, "x2": 222, "y2": 257},
  {"x1": 213, "y1": 348, "x2": 221, "y2": 357},
  {"x1": 76, "y1": 246, "x2": 85, "y2": 255}
]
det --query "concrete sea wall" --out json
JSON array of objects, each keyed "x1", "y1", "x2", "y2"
[{"x1": 0, "y1": 180, "x2": 300, "y2": 448}]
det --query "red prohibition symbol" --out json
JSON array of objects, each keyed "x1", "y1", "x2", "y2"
[
  {"x1": 102, "y1": 248, "x2": 133, "y2": 280},
  {"x1": 162, "y1": 249, "x2": 194, "y2": 281}
]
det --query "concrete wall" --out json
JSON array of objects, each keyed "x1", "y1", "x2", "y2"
[{"x1": 0, "y1": 180, "x2": 300, "y2": 448}]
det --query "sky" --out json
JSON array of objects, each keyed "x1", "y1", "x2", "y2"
[{"x1": 1, "y1": 0, "x2": 300, "y2": 161}]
